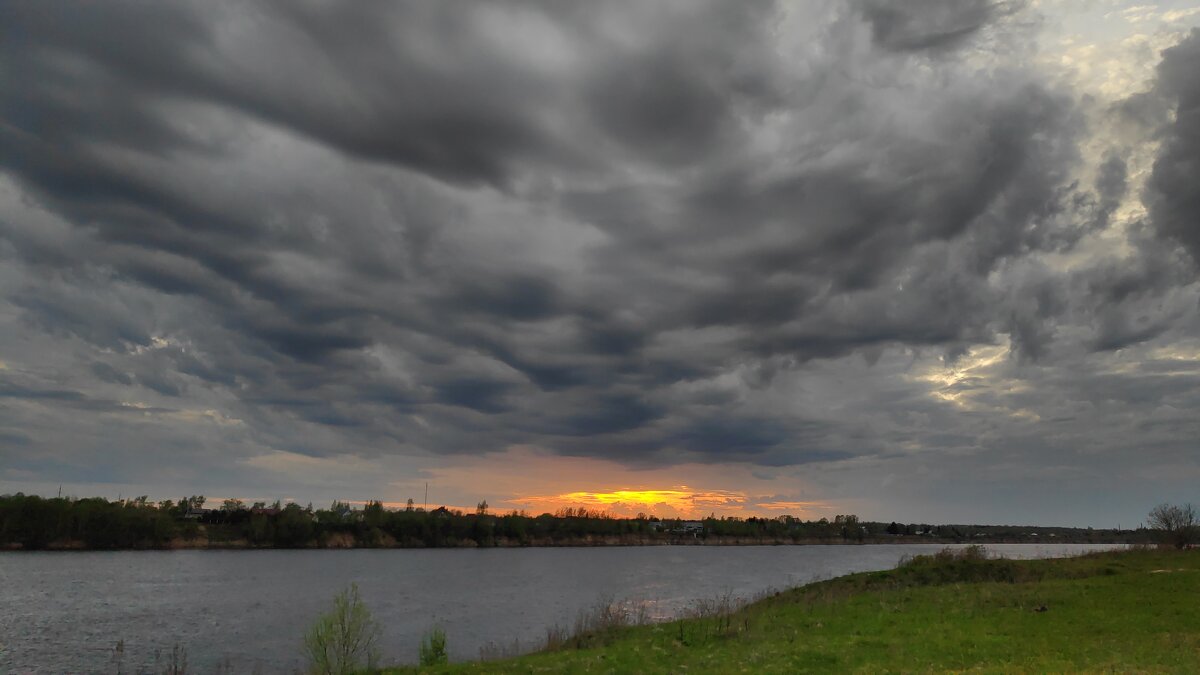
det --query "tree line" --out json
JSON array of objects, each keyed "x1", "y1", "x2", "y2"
[{"x1": 0, "y1": 492, "x2": 1157, "y2": 550}]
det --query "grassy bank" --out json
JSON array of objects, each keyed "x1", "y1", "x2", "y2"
[{"x1": 385, "y1": 547, "x2": 1200, "y2": 673}]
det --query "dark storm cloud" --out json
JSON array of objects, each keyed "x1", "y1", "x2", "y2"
[
  {"x1": 579, "y1": 2, "x2": 785, "y2": 166},
  {"x1": 91, "y1": 362, "x2": 134, "y2": 387},
  {"x1": 2, "y1": 0, "x2": 1199, "y2": 499},
  {"x1": 1094, "y1": 154, "x2": 1129, "y2": 229},
  {"x1": 433, "y1": 377, "x2": 517, "y2": 415},
  {"x1": 1077, "y1": 232, "x2": 1194, "y2": 353},
  {"x1": 0, "y1": 376, "x2": 174, "y2": 415},
  {"x1": 1, "y1": 2, "x2": 549, "y2": 188},
  {"x1": 1147, "y1": 29, "x2": 1200, "y2": 265},
  {"x1": 855, "y1": 0, "x2": 1020, "y2": 52}
]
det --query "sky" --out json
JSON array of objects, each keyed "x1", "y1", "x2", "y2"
[{"x1": 2, "y1": 1, "x2": 1199, "y2": 527}]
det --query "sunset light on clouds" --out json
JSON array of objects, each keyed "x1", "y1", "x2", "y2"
[
  {"x1": 508, "y1": 488, "x2": 828, "y2": 519},
  {"x1": 516, "y1": 488, "x2": 739, "y2": 513},
  {"x1": 384, "y1": 447, "x2": 836, "y2": 519}
]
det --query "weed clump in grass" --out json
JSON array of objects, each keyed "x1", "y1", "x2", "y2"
[
  {"x1": 683, "y1": 590, "x2": 749, "y2": 639},
  {"x1": 303, "y1": 583, "x2": 382, "y2": 675},
  {"x1": 157, "y1": 643, "x2": 189, "y2": 675},
  {"x1": 539, "y1": 591, "x2": 760, "y2": 654},
  {"x1": 542, "y1": 595, "x2": 655, "y2": 652},
  {"x1": 478, "y1": 636, "x2": 524, "y2": 662},
  {"x1": 419, "y1": 626, "x2": 448, "y2": 666}
]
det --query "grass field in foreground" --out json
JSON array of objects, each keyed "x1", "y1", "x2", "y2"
[{"x1": 385, "y1": 547, "x2": 1200, "y2": 674}]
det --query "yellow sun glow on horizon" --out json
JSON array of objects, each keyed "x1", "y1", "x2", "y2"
[{"x1": 507, "y1": 488, "x2": 829, "y2": 519}]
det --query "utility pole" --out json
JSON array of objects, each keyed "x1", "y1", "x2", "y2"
[{"x1": 424, "y1": 482, "x2": 429, "y2": 511}]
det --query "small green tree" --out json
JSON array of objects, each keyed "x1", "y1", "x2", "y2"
[
  {"x1": 419, "y1": 626, "x2": 448, "y2": 666},
  {"x1": 303, "y1": 583, "x2": 382, "y2": 674}
]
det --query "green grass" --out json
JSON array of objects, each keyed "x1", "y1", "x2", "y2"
[{"x1": 382, "y1": 547, "x2": 1200, "y2": 674}]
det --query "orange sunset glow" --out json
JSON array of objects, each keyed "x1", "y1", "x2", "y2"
[
  {"x1": 362, "y1": 447, "x2": 844, "y2": 520},
  {"x1": 509, "y1": 487, "x2": 830, "y2": 519}
]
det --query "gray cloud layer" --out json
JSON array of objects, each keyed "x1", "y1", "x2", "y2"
[{"x1": 1, "y1": 2, "x2": 1198, "y2": 520}]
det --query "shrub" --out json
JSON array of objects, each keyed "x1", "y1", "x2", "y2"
[
  {"x1": 419, "y1": 626, "x2": 448, "y2": 666},
  {"x1": 890, "y1": 546, "x2": 1030, "y2": 585},
  {"x1": 303, "y1": 583, "x2": 381, "y2": 675},
  {"x1": 1147, "y1": 503, "x2": 1199, "y2": 549}
]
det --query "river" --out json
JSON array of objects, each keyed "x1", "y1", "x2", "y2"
[{"x1": 0, "y1": 543, "x2": 1123, "y2": 673}]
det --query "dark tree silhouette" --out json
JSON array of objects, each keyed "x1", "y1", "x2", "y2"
[{"x1": 1147, "y1": 503, "x2": 1199, "y2": 549}]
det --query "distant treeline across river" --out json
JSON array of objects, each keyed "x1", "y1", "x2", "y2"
[{"x1": 0, "y1": 493, "x2": 1152, "y2": 550}]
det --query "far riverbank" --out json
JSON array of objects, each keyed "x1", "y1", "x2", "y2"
[
  {"x1": 1, "y1": 491, "x2": 1147, "y2": 552},
  {"x1": 1, "y1": 531, "x2": 1145, "y2": 551}
]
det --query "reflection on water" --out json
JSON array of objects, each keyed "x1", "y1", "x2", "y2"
[{"x1": 0, "y1": 543, "x2": 1123, "y2": 673}]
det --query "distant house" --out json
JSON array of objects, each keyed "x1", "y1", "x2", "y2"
[
  {"x1": 182, "y1": 507, "x2": 212, "y2": 520},
  {"x1": 671, "y1": 520, "x2": 704, "y2": 536}
]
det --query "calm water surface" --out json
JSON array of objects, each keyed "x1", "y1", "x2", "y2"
[{"x1": 0, "y1": 543, "x2": 1123, "y2": 673}]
